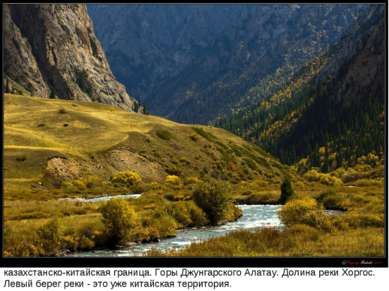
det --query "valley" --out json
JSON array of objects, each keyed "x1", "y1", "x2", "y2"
[
  {"x1": 3, "y1": 94, "x2": 384, "y2": 257},
  {"x1": 2, "y1": 3, "x2": 385, "y2": 258}
]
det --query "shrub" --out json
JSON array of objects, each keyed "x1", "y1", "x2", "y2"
[
  {"x1": 280, "y1": 198, "x2": 317, "y2": 227},
  {"x1": 168, "y1": 202, "x2": 192, "y2": 226},
  {"x1": 317, "y1": 191, "x2": 347, "y2": 211},
  {"x1": 165, "y1": 175, "x2": 180, "y2": 185},
  {"x1": 84, "y1": 175, "x2": 102, "y2": 189},
  {"x1": 146, "y1": 182, "x2": 163, "y2": 190},
  {"x1": 278, "y1": 177, "x2": 295, "y2": 204},
  {"x1": 156, "y1": 129, "x2": 173, "y2": 140},
  {"x1": 4, "y1": 224, "x2": 41, "y2": 257},
  {"x1": 138, "y1": 211, "x2": 178, "y2": 240},
  {"x1": 243, "y1": 158, "x2": 257, "y2": 170},
  {"x1": 168, "y1": 201, "x2": 209, "y2": 227},
  {"x1": 72, "y1": 179, "x2": 86, "y2": 191},
  {"x1": 110, "y1": 171, "x2": 142, "y2": 187},
  {"x1": 37, "y1": 218, "x2": 62, "y2": 256},
  {"x1": 303, "y1": 211, "x2": 334, "y2": 232},
  {"x1": 193, "y1": 180, "x2": 230, "y2": 225},
  {"x1": 154, "y1": 214, "x2": 178, "y2": 238},
  {"x1": 189, "y1": 135, "x2": 198, "y2": 142},
  {"x1": 192, "y1": 127, "x2": 217, "y2": 142},
  {"x1": 304, "y1": 169, "x2": 343, "y2": 186},
  {"x1": 165, "y1": 165, "x2": 181, "y2": 176},
  {"x1": 184, "y1": 176, "x2": 201, "y2": 186},
  {"x1": 188, "y1": 204, "x2": 209, "y2": 226},
  {"x1": 15, "y1": 155, "x2": 27, "y2": 162},
  {"x1": 100, "y1": 199, "x2": 138, "y2": 246},
  {"x1": 280, "y1": 198, "x2": 334, "y2": 231}
]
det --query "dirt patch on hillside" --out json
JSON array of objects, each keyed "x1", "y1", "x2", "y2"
[
  {"x1": 106, "y1": 149, "x2": 165, "y2": 182},
  {"x1": 44, "y1": 157, "x2": 82, "y2": 186}
]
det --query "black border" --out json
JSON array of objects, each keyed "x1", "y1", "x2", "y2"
[{"x1": 1, "y1": 0, "x2": 388, "y2": 268}]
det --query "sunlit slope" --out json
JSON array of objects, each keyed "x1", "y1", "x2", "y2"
[{"x1": 4, "y1": 94, "x2": 290, "y2": 195}]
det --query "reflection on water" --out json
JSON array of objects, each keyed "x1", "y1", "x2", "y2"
[{"x1": 73, "y1": 204, "x2": 283, "y2": 257}]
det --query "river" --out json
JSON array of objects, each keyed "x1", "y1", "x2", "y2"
[{"x1": 73, "y1": 204, "x2": 283, "y2": 257}]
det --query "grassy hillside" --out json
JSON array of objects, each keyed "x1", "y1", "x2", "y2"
[{"x1": 4, "y1": 93, "x2": 292, "y2": 199}]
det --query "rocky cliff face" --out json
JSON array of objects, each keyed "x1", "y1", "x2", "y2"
[{"x1": 4, "y1": 4, "x2": 140, "y2": 111}]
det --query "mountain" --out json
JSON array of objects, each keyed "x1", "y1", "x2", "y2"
[
  {"x1": 4, "y1": 4, "x2": 140, "y2": 112},
  {"x1": 216, "y1": 5, "x2": 385, "y2": 170},
  {"x1": 4, "y1": 93, "x2": 290, "y2": 197},
  {"x1": 88, "y1": 4, "x2": 368, "y2": 122}
]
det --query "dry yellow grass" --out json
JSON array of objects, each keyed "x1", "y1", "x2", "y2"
[{"x1": 4, "y1": 93, "x2": 289, "y2": 198}]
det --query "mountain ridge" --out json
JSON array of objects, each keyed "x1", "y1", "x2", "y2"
[
  {"x1": 215, "y1": 5, "x2": 385, "y2": 170},
  {"x1": 88, "y1": 4, "x2": 369, "y2": 122}
]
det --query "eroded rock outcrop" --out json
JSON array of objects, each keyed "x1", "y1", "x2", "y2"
[{"x1": 4, "y1": 4, "x2": 140, "y2": 111}]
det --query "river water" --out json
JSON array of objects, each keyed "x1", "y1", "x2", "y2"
[
  {"x1": 59, "y1": 193, "x2": 142, "y2": 203},
  {"x1": 73, "y1": 204, "x2": 283, "y2": 257}
]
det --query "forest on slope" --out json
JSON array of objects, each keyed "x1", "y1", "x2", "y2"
[{"x1": 215, "y1": 5, "x2": 385, "y2": 171}]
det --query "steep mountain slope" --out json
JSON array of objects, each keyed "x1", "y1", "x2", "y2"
[
  {"x1": 4, "y1": 4, "x2": 140, "y2": 111},
  {"x1": 88, "y1": 4, "x2": 368, "y2": 122},
  {"x1": 216, "y1": 6, "x2": 385, "y2": 170},
  {"x1": 4, "y1": 94, "x2": 290, "y2": 198}
]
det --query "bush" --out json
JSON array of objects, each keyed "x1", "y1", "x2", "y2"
[
  {"x1": 100, "y1": 199, "x2": 138, "y2": 246},
  {"x1": 165, "y1": 165, "x2": 181, "y2": 176},
  {"x1": 168, "y1": 201, "x2": 209, "y2": 227},
  {"x1": 58, "y1": 108, "x2": 67, "y2": 114},
  {"x1": 278, "y1": 178, "x2": 295, "y2": 204},
  {"x1": 152, "y1": 214, "x2": 178, "y2": 238},
  {"x1": 72, "y1": 179, "x2": 87, "y2": 191},
  {"x1": 156, "y1": 129, "x2": 173, "y2": 140},
  {"x1": 84, "y1": 175, "x2": 102, "y2": 189},
  {"x1": 4, "y1": 224, "x2": 41, "y2": 257},
  {"x1": 317, "y1": 191, "x2": 347, "y2": 211},
  {"x1": 193, "y1": 180, "x2": 231, "y2": 225},
  {"x1": 136, "y1": 210, "x2": 178, "y2": 242},
  {"x1": 280, "y1": 198, "x2": 333, "y2": 231},
  {"x1": 304, "y1": 169, "x2": 343, "y2": 186},
  {"x1": 188, "y1": 204, "x2": 209, "y2": 226},
  {"x1": 165, "y1": 175, "x2": 180, "y2": 185},
  {"x1": 168, "y1": 202, "x2": 192, "y2": 226},
  {"x1": 189, "y1": 135, "x2": 198, "y2": 142},
  {"x1": 110, "y1": 171, "x2": 142, "y2": 187},
  {"x1": 16, "y1": 155, "x2": 27, "y2": 162},
  {"x1": 280, "y1": 198, "x2": 317, "y2": 227},
  {"x1": 184, "y1": 176, "x2": 200, "y2": 185},
  {"x1": 37, "y1": 218, "x2": 62, "y2": 256}
]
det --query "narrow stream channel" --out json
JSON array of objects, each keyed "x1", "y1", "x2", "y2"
[{"x1": 73, "y1": 204, "x2": 283, "y2": 257}]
